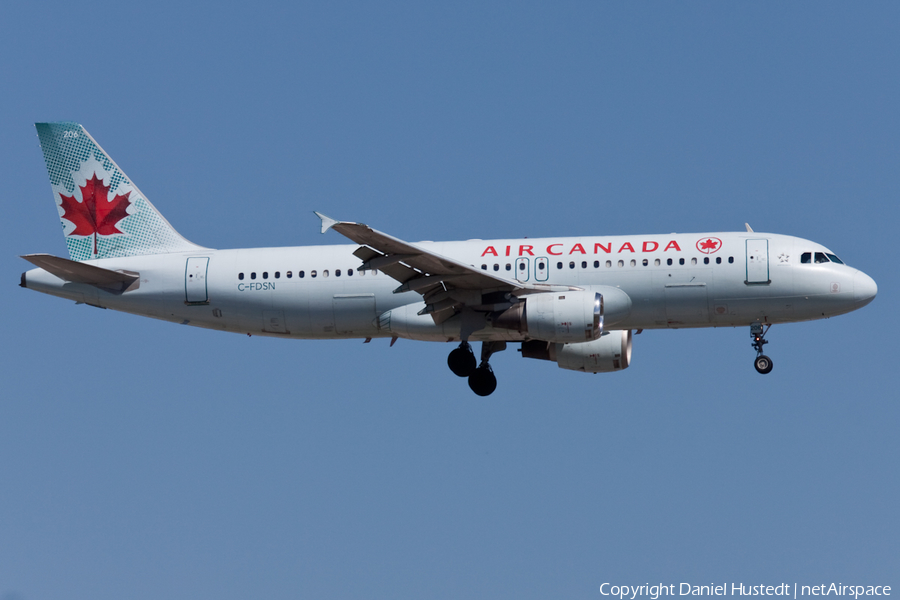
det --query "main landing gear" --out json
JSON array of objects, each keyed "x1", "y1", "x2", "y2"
[
  {"x1": 448, "y1": 341, "x2": 477, "y2": 377},
  {"x1": 448, "y1": 341, "x2": 506, "y2": 396},
  {"x1": 751, "y1": 323, "x2": 774, "y2": 374}
]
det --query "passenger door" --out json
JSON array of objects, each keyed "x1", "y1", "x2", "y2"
[
  {"x1": 185, "y1": 257, "x2": 209, "y2": 304},
  {"x1": 746, "y1": 239, "x2": 770, "y2": 284}
]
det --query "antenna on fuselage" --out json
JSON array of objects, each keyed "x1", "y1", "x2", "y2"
[{"x1": 745, "y1": 223, "x2": 754, "y2": 232}]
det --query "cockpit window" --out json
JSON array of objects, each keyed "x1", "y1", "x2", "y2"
[
  {"x1": 814, "y1": 252, "x2": 830, "y2": 264},
  {"x1": 801, "y1": 252, "x2": 811, "y2": 264},
  {"x1": 826, "y1": 253, "x2": 844, "y2": 264}
]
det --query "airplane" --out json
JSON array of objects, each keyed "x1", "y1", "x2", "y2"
[{"x1": 20, "y1": 122, "x2": 878, "y2": 396}]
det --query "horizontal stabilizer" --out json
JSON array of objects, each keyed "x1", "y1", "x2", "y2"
[{"x1": 21, "y1": 254, "x2": 139, "y2": 294}]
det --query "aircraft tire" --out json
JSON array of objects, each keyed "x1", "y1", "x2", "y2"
[
  {"x1": 448, "y1": 344, "x2": 477, "y2": 377},
  {"x1": 468, "y1": 365, "x2": 497, "y2": 396},
  {"x1": 754, "y1": 355, "x2": 774, "y2": 374}
]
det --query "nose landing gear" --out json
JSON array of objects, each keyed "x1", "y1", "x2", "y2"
[{"x1": 751, "y1": 323, "x2": 774, "y2": 374}]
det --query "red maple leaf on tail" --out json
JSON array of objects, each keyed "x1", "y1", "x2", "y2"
[{"x1": 59, "y1": 173, "x2": 131, "y2": 256}]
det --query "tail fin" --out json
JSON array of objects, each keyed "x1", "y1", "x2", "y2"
[{"x1": 35, "y1": 122, "x2": 202, "y2": 261}]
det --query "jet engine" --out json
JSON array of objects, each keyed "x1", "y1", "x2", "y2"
[
  {"x1": 521, "y1": 330, "x2": 633, "y2": 373},
  {"x1": 493, "y1": 290, "x2": 603, "y2": 343},
  {"x1": 492, "y1": 287, "x2": 632, "y2": 344}
]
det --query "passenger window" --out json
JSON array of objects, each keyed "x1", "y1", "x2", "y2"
[
  {"x1": 569, "y1": 261, "x2": 575, "y2": 269},
  {"x1": 667, "y1": 258, "x2": 672, "y2": 266},
  {"x1": 263, "y1": 272, "x2": 268, "y2": 279},
  {"x1": 679, "y1": 258, "x2": 684, "y2": 266},
  {"x1": 581, "y1": 261, "x2": 587, "y2": 269},
  {"x1": 275, "y1": 271, "x2": 280, "y2": 279},
  {"x1": 347, "y1": 268, "x2": 353, "y2": 276},
  {"x1": 493, "y1": 264, "x2": 499, "y2": 271},
  {"x1": 617, "y1": 260, "x2": 624, "y2": 268},
  {"x1": 238, "y1": 272, "x2": 244, "y2": 280},
  {"x1": 299, "y1": 270, "x2": 305, "y2": 278},
  {"x1": 691, "y1": 258, "x2": 697, "y2": 265},
  {"x1": 506, "y1": 264, "x2": 512, "y2": 271},
  {"x1": 716, "y1": 257, "x2": 722, "y2": 264},
  {"x1": 801, "y1": 252, "x2": 812, "y2": 264},
  {"x1": 557, "y1": 262, "x2": 563, "y2": 269},
  {"x1": 286, "y1": 271, "x2": 292, "y2": 278},
  {"x1": 481, "y1": 264, "x2": 487, "y2": 270},
  {"x1": 537, "y1": 261, "x2": 544, "y2": 270},
  {"x1": 654, "y1": 259, "x2": 660, "y2": 266},
  {"x1": 605, "y1": 260, "x2": 612, "y2": 268},
  {"x1": 520, "y1": 263, "x2": 526, "y2": 271},
  {"x1": 251, "y1": 272, "x2": 257, "y2": 280},
  {"x1": 336, "y1": 269, "x2": 341, "y2": 277},
  {"x1": 311, "y1": 270, "x2": 317, "y2": 278},
  {"x1": 593, "y1": 260, "x2": 600, "y2": 268},
  {"x1": 323, "y1": 270, "x2": 329, "y2": 277},
  {"x1": 815, "y1": 252, "x2": 829, "y2": 264},
  {"x1": 728, "y1": 257, "x2": 734, "y2": 264},
  {"x1": 642, "y1": 259, "x2": 648, "y2": 266},
  {"x1": 630, "y1": 259, "x2": 636, "y2": 267},
  {"x1": 826, "y1": 253, "x2": 844, "y2": 264},
  {"x1": 703, "y1": 257, "x2": 709, "y2": 265}
]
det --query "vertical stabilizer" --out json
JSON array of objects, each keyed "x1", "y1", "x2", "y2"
[{"x1": 35, "y1": 122, "x2": 202, "y2": 261}]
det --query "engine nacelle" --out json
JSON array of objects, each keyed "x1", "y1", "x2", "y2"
[
  {"x1": 589, "y1": 286, "x2": 632, "y2": 328},
  {"x1": 521, "y1": 330, "x2": 633, "y2": 373},
  {"x1": 494, "y1": 290, "x2": 602, "y2": 343},
  {"x1": 374, "y1": 302, "x2": 524, "y2": 342}
]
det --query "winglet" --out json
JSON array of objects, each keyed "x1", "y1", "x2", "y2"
[
  {"x1": 745, "y1": 223, "x2": 754, "y2": 233},
  {"x1": 314, "y1": 211, "x2": 339, "y2": 234}
]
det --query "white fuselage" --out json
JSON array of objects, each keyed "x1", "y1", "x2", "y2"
[{"x1": 23, "y1": 231, "x2": 877, "y2": 342}]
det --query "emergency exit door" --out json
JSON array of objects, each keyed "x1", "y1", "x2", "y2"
[
  {"x1": 515, "y1": 257, "x2": 530, "y2": 282},
  {"x1": 185, "y1": 257, "x2": 210, "y2": 304},
  {"x1": 534, "y1": 257, "x2": 549, "y2": 281}
]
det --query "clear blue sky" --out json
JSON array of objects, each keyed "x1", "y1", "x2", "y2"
[{"x1": 2, "y1": 2, "x2": 897, "y2": 599}]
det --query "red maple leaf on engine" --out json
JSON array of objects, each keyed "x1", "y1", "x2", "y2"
[{"x1": 59, "y1": 173, "x2": 131, "y2": 256}]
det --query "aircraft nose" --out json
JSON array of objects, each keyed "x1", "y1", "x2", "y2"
[{"x1": 853, "y1": 270, "x2": 877, "y2": 306}]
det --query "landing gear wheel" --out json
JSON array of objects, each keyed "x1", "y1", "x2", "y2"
[
  {"x1": 468, "y1": 364, "x2": 497, "y2": 396},
  {"x1": 448, "y1": 342, "x2": 477, "y2": 377},
  {"x1": 754, "y1": 355, "x2": 774, "y2": 374}
]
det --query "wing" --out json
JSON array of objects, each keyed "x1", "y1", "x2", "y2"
[{"x1": 315, "y1": 213, "x2": 578, "y2": 323}]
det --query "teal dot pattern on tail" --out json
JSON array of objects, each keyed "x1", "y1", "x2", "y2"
[{"x1": 35, "y1": 122, "x2": 200, "y2": 262}]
